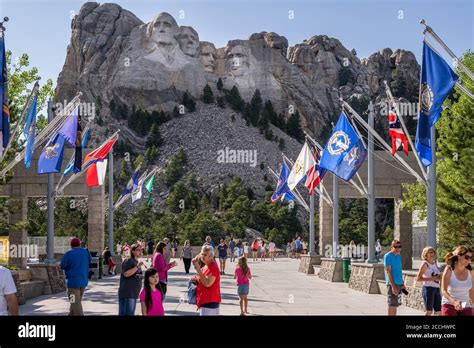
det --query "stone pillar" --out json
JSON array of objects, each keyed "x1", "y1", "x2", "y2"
[
  {"x1": 394, "y1": 198, "x2": 413, "y2": 270},
  {"x1": 318, "y1": 193, "x2": 332, "y2": 257},
  {"x1": 87, "y1": 185, "x2": 105, "y2": 254},
  {"x1": 8, "y1": 190, "x2": 28, "y2": 269}
]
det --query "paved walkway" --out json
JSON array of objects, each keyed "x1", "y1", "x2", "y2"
[{"x1": 21, "y1": 258, "x2": 421, "y2": 315}]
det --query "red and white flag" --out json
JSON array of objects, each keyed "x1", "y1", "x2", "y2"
[
  {"x1": 388, "y1": 104, "x2": 409, "y2": 156},
  {"x1": 84, "y1": 133, "x2": 118, "y2": 187},
  {"x1": 304, "y1": 148, "x2": 326, "y2": 195}
]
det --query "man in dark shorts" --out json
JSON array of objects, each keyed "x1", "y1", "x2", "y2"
[
  {"x1": 384, "y1": 240, "x2": 406, "y2": 316},
  {"x1": 217, "y1": 239, "x2": 228, "y2": 275}
]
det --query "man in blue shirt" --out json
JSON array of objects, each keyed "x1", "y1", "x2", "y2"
[
  {"x1": 60, "y1": 237, "x2": 91, "y2": 316},
  {"x1": 384, "y1": 240, "x2": 406, "y2": 316}
]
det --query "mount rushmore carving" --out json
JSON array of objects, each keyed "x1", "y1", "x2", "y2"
[{"x1": 56, "y1": 2, "x2": 420, "y2": 136}]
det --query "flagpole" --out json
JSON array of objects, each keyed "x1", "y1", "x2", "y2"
[
  {"x1": 108, "y1": 151, "x2": 114, "y2": 254},
  {"x1": 426, "y1": 124, "x2": 437, "y2": 248},
  {"x1": 332, "y1": 174, "x2": 339, "y2": 258},
  {"x1": 367, "y1": 101, "x2": 377, "y2": 263},
  {"x1": 384, "y1": 81, "x2": 428, "y2": 180},
  {"x1": 420, "y1": 19, "x2": 474, "y2": 81},
  {"x1": 342, "y1": 99, "x2": 427, "y2": 185},
  {"x1": 309, "y1": 192, "x2": 316, "y2": 256},
  {"x1": 45, "y1": 99, "x2": 55, "y2": 265},
  {"x1": 2, "y1": 82, "x2": 39, "y2": 160}
]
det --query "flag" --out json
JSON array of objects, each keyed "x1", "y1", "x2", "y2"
[
  {"x1": 23, "y1": 93, "x2": 38, "y2": 168},
  {"x1": 287, "y1": 142, "x2": 315, "y2": 190},
  {"x1": 388, "y1": 103, "x2": 409, "y2": 156},
  {"x1": 415, "y1": 41, "x2": 458, "y2": 167},
  {"x1": 281, "y1": 191, "x2": 295, "y2": 203},
  {"x1": 73, "y1": 111, "x2": 83, "y2": 173},
  {"x1": 145, "y1": 174, "x2": 155, "y2": 205},
  {"x1": 63, "y1": 127, "x2": 89, "y2": 177},
  {"x1": 0, "y1": 36, "x2": 10, "y2": 158},
  {"x1": 131, "y1": 175, "x2": 145, "y2": 203},
  {"x1": 37, "y1": 133, "x2": 67, "y2": 174},
  {"x1": 320, "y1": 112, "x2": 367, "y2": 181},
  {"x1": 304, "y1": 147, "x2": 326, "y2": 194},
  {"x1": 38, "y1": 109, "x2": 79, "y2": 174},
  {"x1": 271, "y1": 161, "x2": 293, "y2": 203},
  {"x1": 83, "y1": 135, "x2": 117, "y2": 187}
]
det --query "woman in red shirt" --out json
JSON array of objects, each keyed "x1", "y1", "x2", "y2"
[{"x1": 192, "y1": 245, "x2": 221, "y2": 316}]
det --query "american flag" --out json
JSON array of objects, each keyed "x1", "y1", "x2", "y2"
[
  {"x1": 388, "y1": 103, "x2": 409, "y2": 156},
  {"x1": 304, "y1": 147, "x2": 326, "y2": 195}
]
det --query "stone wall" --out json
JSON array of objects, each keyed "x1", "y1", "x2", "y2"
[
  {"x1": 348, "y1": 262, "x2": 385, "y2": 294},
  {"x1": 29, "y1": 264, "x2": 66, "y2": 295},
  {"x1": 318, "y1": 258, "x2": 343, "y2": 282},
  {"x1": 298, "y1": 255, "x2": 322, "y2": 274},
  {"x1": 401, "y1": 270, "x2": 425, "y2": 311}
]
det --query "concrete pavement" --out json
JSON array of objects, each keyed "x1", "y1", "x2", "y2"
[{"x1": 20, "y1": 257, "x2": 422, "y2": 316}]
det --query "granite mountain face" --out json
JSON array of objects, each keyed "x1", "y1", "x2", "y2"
[{"x1": 55, "y1": 2, "x2": 420, "y2": 197}]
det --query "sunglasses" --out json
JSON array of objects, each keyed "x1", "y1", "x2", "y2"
[
  {"x1": 393, "y1": 245, "x2": 402, "y2": 249},
  {"x1": 464, "y1": 255, "x2": 472, "y2": 260}
]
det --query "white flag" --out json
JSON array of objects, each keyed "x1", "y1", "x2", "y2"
[
  {"x1": 287, "y1": 142, "x2": 315, "y2": 190},
  {"x1": 96, "y1": 159, "x2": 108, "y2": 186}
]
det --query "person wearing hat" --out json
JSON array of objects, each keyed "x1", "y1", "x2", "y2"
[{"x1": 60, "y1": 237, "x2": 92, "y2": 316}]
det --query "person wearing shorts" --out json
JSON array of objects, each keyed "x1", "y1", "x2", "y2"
[
  {"x1": 234, "y1": 257, "x2": 251, "y2": 315},
  {"x1": 217, "y1": 239, "x2": 228, "y2": 275},
  {"x1": 384, "y1": 240, "x2": 406, "y2": 316}
]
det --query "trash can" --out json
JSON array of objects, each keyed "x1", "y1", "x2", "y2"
[
  {"x1": 98, "y1": 255, "x2": 104, "y2": 279},
  {"x1": 342, "y1": 257, "x2": 351, "y2": 283}
]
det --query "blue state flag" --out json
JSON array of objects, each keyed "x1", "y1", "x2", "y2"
[
  {"x1": 320, "y1": 112, "x2": 367, "y2": 181},
  {"x1": 415, "y1": 41, "x2": 458, "y2": 167},
  {"x1": 23, "y1": 93, "x2": 38, "y2": 168},
  {"x1": 37, "y1": 133, "x2": 67, "y2": 174},
  {"x1": 271, "y1": 161, "x2": 292, "y2": 203},
  {"x1": 63, "y1": 127, "x2": 89, "y2": 177}
]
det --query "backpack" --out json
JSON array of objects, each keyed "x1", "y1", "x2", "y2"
[{"x1": 187, "y1": 279, "x2": 197, "y2": 305}]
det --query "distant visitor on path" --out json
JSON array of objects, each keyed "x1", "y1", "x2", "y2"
[
  {"x1": 162, "y1": 238, "x2": 171, "y2": 264},
  {"x1": 60, "y1": 237, "x2": 91, "y2": 316},
  {"x1": 0, "y1": 265, "x2": 18, "y2": 316},
  {"x1": 147, "y1": 239, "x2": 154, "y2": 256},
  {"x1": 102, "y1": 247, "x2": 116, "y2": 275},
  {"x1": 234, "y1": 256, "x2": 251, "y2": 316},
  {"x1": 192, "y1": 245, "x2": 221, "y2": 316},
  {"x1": 118, "y1": 244, "x2": 144, "y2": 316},
  {"x1": 260, "y1": 239, "x2": 266, "y2": 261},
  {"x1": 251, "y1": 239, "x2": 258, "y2": 261},
  {"x1": 171, "y1": 238, "x2": 178, "y2": 259},
  {"x1": 229, "y1": 238, "x2": 236, "y2": 262},
  {"x1": 375, "y1": 239, "x2": 382, "y2": 261},
  {"x1": 217, "y1": 239, "x2": 228, "y2": 275},
  {"x1": 243, "y1": 242, "x2": 249, "y2": 258},
  {"x1": 153, "y1": 242, "x2": 177, "y2": 299},
  {"x1": 140, "y1": 268, "x2": 165, "y2": 316},
  {"x1": 268, "y1": 240, "x2": 276, "y2": 261},
  {"x1": 441, "y1": 245, "x2": 473, "y2": 316},
  {"x1": 181, "y1": 240, "x2": 193, "y2": 274},
  {"x1": 416, "y1": 246, "x2": 441, "y2": 316},
  {"x1": 383, "y1": 240, "x2": 406, "y2": 316}
]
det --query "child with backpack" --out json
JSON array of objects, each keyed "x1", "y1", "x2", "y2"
[{"x1": 234, "y1": 257, "x2": 252, "y2": 315}]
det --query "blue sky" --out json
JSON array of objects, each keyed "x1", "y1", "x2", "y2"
[{"x1": 1, "y1": 0, "x2": 472, "y2": 87}]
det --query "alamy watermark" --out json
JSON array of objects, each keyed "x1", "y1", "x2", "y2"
[
  {"x1": 324, "y1": 243, "x2": 366, "y2": 260},
  {"x1": 0, "y1": 242, "x2": 38, "y2": 259},
  {"x1": 217, "y1": 147, "x2": 257, "y2": 167}
]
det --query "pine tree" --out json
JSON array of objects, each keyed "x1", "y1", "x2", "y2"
[
  {"x1": 182, "y1": 92, "x2": 196, "y2": 112},
  {"x1": 146, "y1": 123, "x2": 163, "y2": 148},
  {"x1": 286, "y1": 110, "x2": 304, "y2": 142},
  {"x1": 249, "y1": 89, "x2": 262, "y2": 126},
  {"x1": 202, "y1": 84, "x2": 214, "y2": 103},
  {"x1": 217, "y1": 78, "x2": 223, "y2": 91},
  {"x1": 226, "y1": 86, "x2": 245, "y2": 112}
]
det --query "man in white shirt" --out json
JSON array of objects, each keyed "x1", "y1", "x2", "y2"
[{"x1": 0, "y1": 266, "x2": 19, "y2": 315}]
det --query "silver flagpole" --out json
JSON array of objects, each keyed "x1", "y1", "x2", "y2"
[
  {"x1": 426, "y1": 126, "x2": 437, "y2": 248},
  {"x1": 309, "y1": 192, "x2": 315, "y2": 256},
  {"x1": 420, "y1": 19, "x2": 474, "y2": 81},
  {"x1": 45, "y1": 100, "x2": 55, "y2": 265},
  {"x1": 367, "y1": 101, "x2": 376, "y2": 263},
  {"x1": 332, "y1": 174, "x2": 339, "y2": 258},
  {"x1": 108, "y1": 151, "x2": 114, "y2": 254}
]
